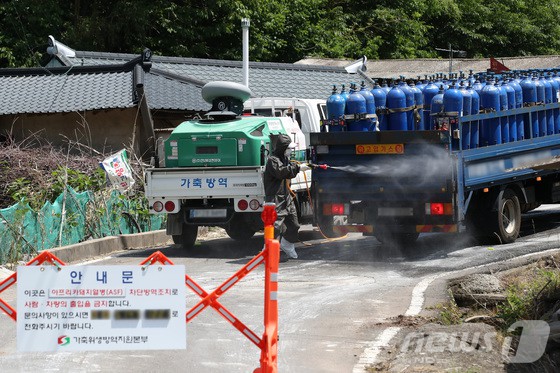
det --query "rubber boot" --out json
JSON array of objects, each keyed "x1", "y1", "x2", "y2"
[{"x1": 280, "y1": 237, "x2": 298, "y2": 259}]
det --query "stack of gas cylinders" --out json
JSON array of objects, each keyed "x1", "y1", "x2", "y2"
[{"x1": 326, "y1": 69, "x2": 560, "y2": 150}]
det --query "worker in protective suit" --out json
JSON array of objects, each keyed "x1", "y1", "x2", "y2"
[{"x1": 264, "y1": 133, "x2": 310, "y2": 260}]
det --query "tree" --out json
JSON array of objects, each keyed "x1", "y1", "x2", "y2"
[
  {"x1": 1, "y1": 0, "x2": 560, "y2": 68},
  {"x1": 0, "y1": 0, "x2": 69, "y2": 67}
]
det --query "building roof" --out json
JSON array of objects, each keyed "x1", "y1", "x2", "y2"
[
  {"x1": 9, "y1": 36, "x2": 560, "y2": 116},
  {"x1": 0, "y1": 56, "x2": 210, "y2": 115},
  {"x1": 297, "y1": 56, "x2": 560, "y2": 80},
  {"x1": 0, "y1": 67, "x2": 135, "y2": 115},
  {"x1": 0, "y1": 37, "x2": 362, "y2": 115},
  {"x1": 57, "y1": 50, "x2": 356, "y2": 98},
  {"x1": 31, "y1": 37, "x2": 361, "y2": 115}
]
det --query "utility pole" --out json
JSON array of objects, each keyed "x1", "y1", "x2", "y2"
[
  {"x1": 241, "y1": 18, "x2": 250, "y2": 88},
  {"x1": 435, "y1": 44, "x2": 466, "y2": 76}
]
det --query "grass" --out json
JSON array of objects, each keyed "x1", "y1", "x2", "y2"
[{"x1": 496, "y1": 266, "x2": 560, "y2": 332}]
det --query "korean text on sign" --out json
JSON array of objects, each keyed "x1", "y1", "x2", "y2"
[{"x1": 17, "y1": 265, "x2": 186, "y2": 352}]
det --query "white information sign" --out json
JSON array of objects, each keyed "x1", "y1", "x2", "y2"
[{"x1": 17, "y1": 265, "x2": 186, "y2": 352}]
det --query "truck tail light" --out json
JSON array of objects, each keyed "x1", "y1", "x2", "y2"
[
  {"x1": 164, "y1": 201, "x2": 176, "y2": 212},
  {"x1": 430, "y1": 203, "x2": 444, "y2": 215},
  {"x1": 249, "y1": 199, "x2": 260, "y2": 211},
  {"x1": 153, "y1": 201, "x2": 163, "y2": 212},
  {"x1": 323, "y1": 203, "x2": 347, "y2": 215},
  {"x1": 238, "y1": 199, "x2": 249, "y2": 211},
  {"x1": 425, "y1": 203, "x2": 452, "y2": 215},
  {"x1": 332, "y1": 203, "x2": 345, "y2": 215}
]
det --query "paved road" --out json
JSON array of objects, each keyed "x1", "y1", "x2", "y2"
[{"x1": 1, "y1": 206, "x2": 560, "y2": 372}]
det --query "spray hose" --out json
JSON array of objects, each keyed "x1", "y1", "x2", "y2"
[{"x1": 290, "y1": 161, "x2": 347, "y2": 244}]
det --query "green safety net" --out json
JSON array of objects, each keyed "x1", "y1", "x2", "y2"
[{"x1": 0, "y1": 187, "x2": 165, "y2": 265}]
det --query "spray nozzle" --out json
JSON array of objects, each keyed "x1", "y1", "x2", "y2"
[{"x1": 308, "y1": 163, "x2": 329, "y2": 170}]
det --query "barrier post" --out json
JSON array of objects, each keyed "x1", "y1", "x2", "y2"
[{"x1": 255, "y1": 203, "x2": 279, "y2": 373}]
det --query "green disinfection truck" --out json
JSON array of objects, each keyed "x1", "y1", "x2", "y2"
[{"x1": 144, "y1": 82, "x2": 318, "y2": 249}]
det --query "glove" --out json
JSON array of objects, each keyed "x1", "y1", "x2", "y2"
[{"x1": 299, "y1": 163, "x2": 311, "y2": 172}]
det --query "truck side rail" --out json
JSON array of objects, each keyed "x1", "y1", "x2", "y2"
[{"x1": 451, "y1": 103, "x2": 560, "y2": 220}]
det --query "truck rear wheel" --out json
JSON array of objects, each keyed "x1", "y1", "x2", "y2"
[
  {"x1": 225, "y1": 226, "x2": 256, "y2": 240},
  {"x1": 172, "y1": 224, "x2": 198, "y2": 249},
  {"x1": 493, "y1": 189, "x2": 521, "y2": 244},
  {"x1": 469, "y1": 189, "x2": 521, "y2": 244},
  {"x1": 225, "y1": 215, "x2": 256, "y2": 240}
]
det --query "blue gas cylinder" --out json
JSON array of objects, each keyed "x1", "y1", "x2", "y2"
[
  {"x1": 438, "y1": 75, "x2": 450, "y2": 90},
  {"x1": 520, "y1": 76, "x2": 538, "y2": 138},
  {"x1": 547, "y1": 74, "x2": 560, "y2": 134},
  {"x1": 459, "y1": 84, "x2": 471, "y2": 149},
  {"x1": 443, "y1": 83, "x2": 463, "y2": 115},
  {"x1": 553, "y1": 73, "x2": 560, "y2": 133},
  {"x1": 422, "y1": 82, "x2": 439, "y2": 130},
  {"x1": 346, "y1": 83, "x2": 368, "y2": 131},
  {"x1": 415, "y1": 77, "x2": 427, "y2": 92},
  {"x1": 472, "y1": 79, "x2": 484, "y2": 94},
  {"x1": 381, "y1": 81, "x2": 392, "y2": 95},
  {"x1": 473, "y1": 79, "x2": 486, "y2": 95},
  {"x1": 387, "y1": 85, "x2": 407, "y2": 131},
  {"x1": 372, "y1": 82, "x2": 388, "y2": 131},
  {"x1": 398, "y1": 81, "x2": 415, "y2": 130},
  {"x1": 358, "y1": 81, "x2": 377, "y2": 131},
  {"x1": 430, "y1": 86, "x2": 445, "y2": 130},
  {"x1": 535, "y1": 76, "x2": 547, "y2": 137},
  {"x1": 480, "y1": 80, "x2": 502, "y2": 145},
  {"x1": 508, "y1": 79, "x2": 524, "y2": 140},
  {"x1": 540, "y1": 75, "x2": 554, "y2": 135},
  {"x1": 467, "y1": 70, "x2": 476, "y2": 86},
  {"x1": 359, "y1": 81, "x2": 376, "y2": 114},
  {"x1": 468, "y1": 85, "x2": 481, "y2": 148},
  {"x1": 504, "y1": 83, "x2": 517, "y2": 142},
  {"x1": 460, "y1": 84, "x2": 472, "y2": 116},
  {"x1": 410, "y1": 83, "x2": 424, "y2": 130},
  {"x1": 443, "y1": 83, "x2": 463, "y2": 148},
  {"x1": 340, "y1": 84, "x2": 350, "y2": 102},
  {"x1": 326, "y1": 85, "x2": 346, "y2": 132},
  {"x1": 498, "y1": 83, "x2": 510, "y2": 143}
]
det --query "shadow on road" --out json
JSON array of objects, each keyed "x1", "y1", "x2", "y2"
[{"x1": 120, "y1": 208, "x2": 560, "y2": 266}]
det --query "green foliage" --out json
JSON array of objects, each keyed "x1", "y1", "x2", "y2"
[
  {"x1": 1, "y1": 0, "x2": 560, "y2": 66},
  {"x1": 434, "y1": 298, "x2": 464, "y2": 325},
  {"x1": 51, "y1": 166, "x2": 106, "y2": 197},
  {"x1": 6, "y1": 178, "x2": 32, "y2": 204},
  {"x1": 7, "y1": 166, "x2": 106, "y2": 210},
  {"x1": 496, "y1": 269, "x2": 560, "y2": 330}
]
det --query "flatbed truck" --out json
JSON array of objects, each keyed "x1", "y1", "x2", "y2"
[{"x1": 310, "y1": 104, "x2": 560, "y2": 245}]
